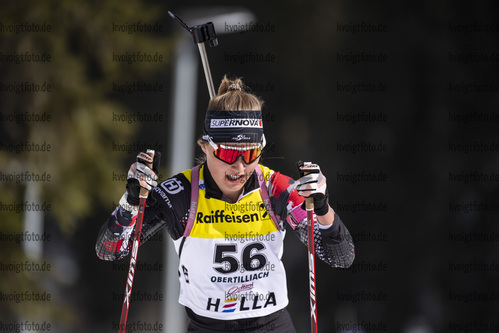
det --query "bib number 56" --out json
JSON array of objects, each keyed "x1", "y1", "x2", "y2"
[{"x1": 213, "y1": 243, "x2": 267, "y2": 274}]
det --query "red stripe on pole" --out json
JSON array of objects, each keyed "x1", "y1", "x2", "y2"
[
  {"x1": 118, "y1": 196, "x2": 148, "y2": 332},
  {"x1": 307, "y1": 207, "x2": 318, "y2": 333}
]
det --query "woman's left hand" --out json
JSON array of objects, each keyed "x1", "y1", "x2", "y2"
[{"x1": 295, "y1": 162, "x2": 330, "y2": 216}]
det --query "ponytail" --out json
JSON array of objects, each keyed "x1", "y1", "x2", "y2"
[{"x1": 207, "y1": 76, "x2": 263, "y2": 111}]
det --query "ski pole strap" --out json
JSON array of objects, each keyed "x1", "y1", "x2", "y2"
[
  {"x1": 184, "y1": 164, "x2": 201, "y2": 237},
  {"x1": 254, "y1": 166, "x2": 281, "y2": 231}
]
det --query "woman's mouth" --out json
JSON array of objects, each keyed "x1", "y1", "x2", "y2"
[{"x1": 226, "y1": 174, "x2": 244, "y2": 183}]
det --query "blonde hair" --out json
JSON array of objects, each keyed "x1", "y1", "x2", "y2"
[{"x1": 207, "y1": 75, "x2": 263, "y2": 111}]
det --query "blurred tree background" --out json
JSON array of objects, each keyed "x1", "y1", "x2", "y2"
[
  {"x1": 0, "y1": 0, "x2": 172, "y2": 330},
  {"x1": 1, "y1": 0, "x2": 499, "y2": 332}
]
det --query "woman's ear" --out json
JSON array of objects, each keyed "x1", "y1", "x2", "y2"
[{"x1": 198, "y1": 140, "x2": 208, "y2": 154}]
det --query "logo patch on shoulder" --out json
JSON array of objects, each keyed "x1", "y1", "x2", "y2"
[{"x1": 161, "y1": 178, "x2": 184, "y2": 194}]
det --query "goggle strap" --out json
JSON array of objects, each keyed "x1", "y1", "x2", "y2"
[{"x1": 203, "y1": 135, "x2": 219, "y2": 151}]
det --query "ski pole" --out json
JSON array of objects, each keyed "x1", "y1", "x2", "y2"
[
  {"x1": 118, "y1": 149, "x2": 155, "y2": 333},
  {"x1": 306, "y1": 195, "x2": 318, "y2": 333},
  {"x1": 168, "y1": 11, "x2": 218, "y2": 99},
  {"x1": 297, "y1": 161, "x2": 318, "y2": 333}
]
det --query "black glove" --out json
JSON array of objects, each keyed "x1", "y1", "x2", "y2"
[{"x1": 125, "y1": 151, "x2": 161, "y2": 206}]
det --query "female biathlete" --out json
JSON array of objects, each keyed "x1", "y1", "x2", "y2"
[{"x1": 96, "y1": 76, "x2": 355, "y2": 332}]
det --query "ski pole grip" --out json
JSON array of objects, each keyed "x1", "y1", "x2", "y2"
[
  {"x1": 139, "y1": 149, "x2": 155, "y2": 197},
  {"x1": 305, "y1": 186, "x2": 314, "y2": 211},
  {"x1": 296, "y1": 160, "x2": 315, "y2": 211}
]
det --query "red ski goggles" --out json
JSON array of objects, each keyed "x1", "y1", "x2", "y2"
[{"x1": 213, "y1": 143, "x2": 263, "y2": 165}]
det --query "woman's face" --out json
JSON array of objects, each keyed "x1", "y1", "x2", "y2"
[{"x1": 201, "y1": 142, "x2": 260, "y2": 202}]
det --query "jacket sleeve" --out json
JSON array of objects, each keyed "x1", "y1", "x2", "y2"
[
  {"x1": 266, "y1": 170, "x2": 355, "y2": 268},
  {"x1": 95, "y1": 173, "x2": 191, "y2": 261},
  {"x1": 290, "y1": 212, "x2": 355, "y2": 268}
]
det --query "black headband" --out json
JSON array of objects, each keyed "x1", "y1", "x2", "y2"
[{"x1": 202, "y1": 110, "x2": 264, "y2": 143}]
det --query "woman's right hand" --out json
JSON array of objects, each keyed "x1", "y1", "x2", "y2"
[{"x1": 124, "y1": 151, "x2": 159, "y2": 206}]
